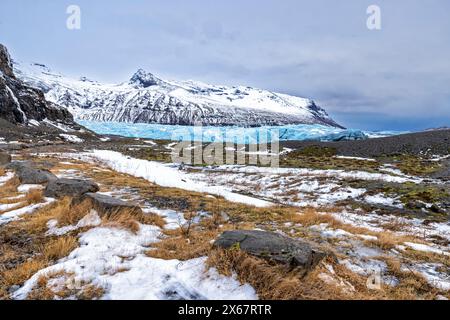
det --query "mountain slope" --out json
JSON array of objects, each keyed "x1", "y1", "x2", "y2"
[
  {"x1": 0, "y1": 44, "x2": 77, "y2": 129},
  {"x1": 16, "y1": 63, "x2": 343, "y2": 128}
]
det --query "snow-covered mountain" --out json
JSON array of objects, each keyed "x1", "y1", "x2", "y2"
[{"x1": 15, "y1": 62, "x2": 343, "y2": 128}]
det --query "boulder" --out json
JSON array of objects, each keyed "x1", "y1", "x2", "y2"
[
  {"x1": 78, "y1": 192, "x2": 142, "y2": 217},
  {"x1": 5, "y1": 161, "x2": 31, "y2": 171},
  {"x1": 9, "y1": 162, "x2": 57, "y2": 184},
  {"x1": 0, "y1": 152, "x2": 11, "y2": 166},
  {"x1": 44, "y1": 178, "x2": 99, "y2": 198},
  {"x1": 214, "y1": 230, "x2": 329, "y2": 271}
]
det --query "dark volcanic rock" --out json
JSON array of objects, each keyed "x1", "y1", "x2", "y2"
[
  {"x1": 44, "y1": 178, "x2": 99, "y2": 198},
  {"x1": 79, "y1": 192, "x2": 142, "y2": 217},
  {"x1": 0, "y1": 44, "x2": 75, "y2": 126},
  {"x1": 282, "y1": 129, "x2": 450, "y2": 157},
  {"x1": 0, "y1": 151, "x2": 11, "y2": 166},
  {"x1": 214, "y1": 230, "x2": 329, "y2": 271},
  {"x1": 0, "y1": 44, "x2": 14, "y2": 78},
  {"x1": 9, "y1": 162, "x2": 56, "y2": 184}
]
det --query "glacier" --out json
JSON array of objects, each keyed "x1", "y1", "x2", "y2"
[{"x1": 78, "y1": 120, "x2": 407, "y2": 144}]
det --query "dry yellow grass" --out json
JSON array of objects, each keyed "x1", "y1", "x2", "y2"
[
  {"x1": 58, "y1": 199, "x2": 93, "y2": 227},
  {"x1": 0, "y1": 176, "x2": 20, "y2": 199},
  {"x1": 207, "y1": 248, "x2": 353, "y2": 300},
  {"x1": 101, "y1": 207, "x2": 167, "y2": 233},
  {"x1": 0, "y1": 195, "x2": 25, "y2": 205},
  {"x1": 1, "y1": 259, "x2": 48, "y2": 292},
  {"x1": 139, "y1": 212, "x2": 166, "y2": 229},
  {"x1": 15, "y1": 199, "x2": 72, "y2": 235},
  {"x1": 380, "y1": 256, "x2": 444, "y2": 299},
  {"x1": 0, "y1": 234, "x2": 80, "y2": 299},
  {"x1": 42, "y1": 236, "x2": 78, "y2": 262},
  {"x1": 0, "y1": 189, "x2": 45, "y2": 215},
  {"x1": 24, "y1": 189, "x2": 44, "y2": 205},
  {"x1": 0, "y1": 167, "x2": 5, "y2": 176},
  {"x1": 26, "y1": 271, "x2": 105, "y2": 300},
  {"x1": 26, "y1": 275, "x2": 57, "y2": 300},
  {"x1": 102, "y1": 211, "x2": 141, "y2": 234},
  {"x1": 147, "y1": 228, "x2": 218, "y2": 261}
]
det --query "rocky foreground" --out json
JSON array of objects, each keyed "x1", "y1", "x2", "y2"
[{"x1": 0, "y1": 129, "x2": 449, "y2": 300}]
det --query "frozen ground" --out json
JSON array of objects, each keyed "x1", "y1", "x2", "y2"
[
  {"x1": 1, "y1": 149, "x2": 449, "y2": 299},
  {"x1": 13, "y1": 223, "x2": 257, "y2": 300}
]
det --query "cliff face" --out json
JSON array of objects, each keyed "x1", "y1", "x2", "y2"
[{"x1": 0, "y1": 44, "x2": 74, "y2": 126}]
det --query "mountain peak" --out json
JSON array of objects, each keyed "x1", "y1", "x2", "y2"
[{"x1": 129, "y1": 68, "x2": 161, "y2": 88}]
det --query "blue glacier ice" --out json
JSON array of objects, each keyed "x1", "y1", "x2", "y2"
[{"x1": 78, "y1": 121, "x2": 408, "y2": 144}]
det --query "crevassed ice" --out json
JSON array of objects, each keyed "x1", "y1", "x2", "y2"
[{"x1": 78, "y1": 121, "x2": 405, "y2": 144}]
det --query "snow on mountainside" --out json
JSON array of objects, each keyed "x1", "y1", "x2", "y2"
[
  {"x1": 14, "y1": 62, "x2": 343, "y2": 128},
  {"x1": 0, "y1": 45, "x2": 76, "y2": 128}
]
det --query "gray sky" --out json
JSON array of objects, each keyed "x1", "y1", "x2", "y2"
[{"x1": 1, "y1": 0, "x2": 449, "y2": 130}]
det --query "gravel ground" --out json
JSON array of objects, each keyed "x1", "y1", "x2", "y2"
[{"x1": 281, "y1": 129, "x2": 450, "y2": 157}]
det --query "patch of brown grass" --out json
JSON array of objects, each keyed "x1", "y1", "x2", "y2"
[
  {"x1": 0, "y1": 176, "x2": 20, "y2": 199},
  {"x1": 207, "y1": 248, "x2": 352, "y2": 300},
  {"x1": 24, "y1": 189, "x2": 44, "y2": 205},
  {"x1": 288, "y1": 208, "x2": 340, "y2": 227},
  {"x1": 370, "y1": 232, "x2": 399, "y2": 250},
  {"x1": 101, "y1": 207, "x2": 166, "y2": 233},
  {"x1": 0, "y1": 189, "x2": 44, "y2": 215},
  {"x1": 139, "y1": 212, "x2": 166, "y2": 228},
  {"x1": 365, "y1": 232, "x2": 425, "y2": 252},
  {"x1": 16, "y1": 197, "x2": 89, "y2": 234},
  {"x1": 0, "y1": 167, "x2": 5, "y2": 176},
  {"x1": 42, "y1": 236, "x2": 78, "y2": 262},
  {"x1": 78, "y1": 283, "x2": 105, "y2": 300},
  {"x1": 26, "y1": 275, "x2": 57, "y2": 300},
  {"x1": 17, "y1": 199, "x2": 72, "y2": 235},
  {"x1": 147, "y1": 228, "x2": 219, "y2": 261},
  {"x1": 287, "y1": 208, "x2": 378, "y2": 237},
  {"x1": 102, "y1": 211, "x2": 141, "y2": 234},
  {"x1": 1, "y1": 259, "x2": 48, "y2": 292},
  {"x1": 381, "y1": 256, "x2": 442, "y2": 299},
  {"x1": 400, "y1": 248, "x2": 450, "y2": 267},
  {"x1": 26, "y1": 271, "x2": 105, "y2": 300},
  {"x1": 0, "y1": 234, "x2": 80, "y2": 299},
  {"x1": 0, "y1": 195, "x2": 25, "y2": 205},
  {"x1": 0, "y1": 245, "x2": 20, "y2": 272},
  {"x1": 57, "y1": 199, "x2": 93, "y2": 227}
]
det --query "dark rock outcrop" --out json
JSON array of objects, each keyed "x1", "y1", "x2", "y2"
[
  {"x1": 0, "y1": 151, "x2": 11, "y2": 166},
  {"x1": 0, "y1": 44, "x2": 75, "y2": 126},
  {"x1": 0, "y1": 44, "x2": 14, "y2": 78},
  {"x1": 8, "y1": 161, "x2": 56, "y2": 184},
  {"x1": 44, "y1": 178, "x2": 99, "y2": 198},
  {"x1": 214, "y1": 230, "x2": 329, "y2": 271},
  {"x1": 78, "y1": 192, "x2": 142, "y2": 217}
]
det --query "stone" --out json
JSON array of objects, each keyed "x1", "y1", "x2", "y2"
[
  {"x1": 79, "y1": 192, "x2": 142, "y2": 217},
  {"x1": 0, "y1": 151, "x2": 11, "y2": 166},
  {"x1": 44, "y1": 178, "x2": 99, "y2": 198},
  {"x1": 9, "y1": 162, "x2": 57, "y2": 184},
  {"x1": 214, "y1": 230, "x2": 329, "y2": 271}
]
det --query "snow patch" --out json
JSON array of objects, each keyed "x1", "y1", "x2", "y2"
[
  {"x1": 0, "y1": 198, "x2": 55, "y2": 225},
  {"x1": 13, "y1": 224, "x2": 257, "y2": 300},
  {"x1": 60, "y1": 134, "x2": 84, "y2": 143},
  {"x1": 65, "y1": 150, "x2": 272, "y2": 208}
]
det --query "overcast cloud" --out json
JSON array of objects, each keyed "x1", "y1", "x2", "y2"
[{"x1": 1, "y1": 0, "x2": 449, "y2": 130}]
